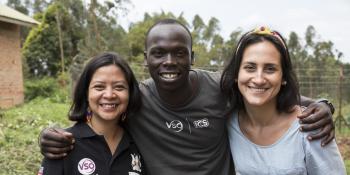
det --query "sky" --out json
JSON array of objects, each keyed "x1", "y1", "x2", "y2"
[{"x1": 118, "y1": 0, "x2": 350, "y2": 63}]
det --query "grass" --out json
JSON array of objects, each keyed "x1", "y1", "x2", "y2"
[
  {"x1": 345, "y1": 160, "x2": 350, "y2": 175},
  {"x1": 0, "y1": 98, "x2": 70, "y2": 175}
]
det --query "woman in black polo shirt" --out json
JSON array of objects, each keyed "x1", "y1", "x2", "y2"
[{"x1": 39, "y1": 52, "x2": 145, "y2": 175}]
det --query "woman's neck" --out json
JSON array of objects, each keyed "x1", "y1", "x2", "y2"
[
  {"x1": 242, "y1": 100, "x2": 280, "y2": 127},
  {"x1": 238, "y1": 101, "x2": 300, "y2": 146},
  {"x1": 88, "y1": 116, "x2": 123, "y2": 155}
]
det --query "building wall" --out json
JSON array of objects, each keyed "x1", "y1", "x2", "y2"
[{"x1": 0, "y1": 21, "x2": 24, "y2": 109}]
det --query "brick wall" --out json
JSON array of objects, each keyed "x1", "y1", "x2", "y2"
[{"x1": 0, "y1": 21, "x2": 24, "y2": 109}]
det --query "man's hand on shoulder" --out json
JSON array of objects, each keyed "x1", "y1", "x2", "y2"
[
  {"x1": 39, "y1": 127, "x2": 75, "y2": 159},
  {"x1": 297, "y1": 101, "x2": 334, "y2": 146}
]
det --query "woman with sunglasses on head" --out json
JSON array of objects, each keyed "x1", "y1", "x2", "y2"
[{"x1": 221, "y1": 27, "x2": 345, "y2": 175}]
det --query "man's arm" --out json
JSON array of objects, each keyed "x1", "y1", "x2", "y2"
[
  {"x1": 300, "y1": 96, "x2": 314, "y2": 107},
  {"x1": 39, "y1": 128, "x2": 75, "y2": 159},
  {"x1": 298, "y1": 96, "x2": 335, "y2": 146}
]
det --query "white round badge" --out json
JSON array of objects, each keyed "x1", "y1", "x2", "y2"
[{"x1": 77, "y1": 158, "x2": 96, "y2": 175}]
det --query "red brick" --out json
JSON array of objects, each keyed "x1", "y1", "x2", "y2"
[{"x1": 0, "y1": 21, "x2": 24, "y2": 109}]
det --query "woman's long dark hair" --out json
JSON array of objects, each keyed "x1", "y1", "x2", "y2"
[
  {"x1": 69, "y1": 52, "x2": 141, "y2": 122},
  {"x1": 220, "y1": 30, "x2": 300, "y2": 113}
]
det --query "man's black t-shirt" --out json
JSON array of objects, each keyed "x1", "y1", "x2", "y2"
[{"x1": 127, "y1": 69, "x2": 235, "y2": 175}]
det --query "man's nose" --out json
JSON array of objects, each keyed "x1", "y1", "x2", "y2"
[{"x1": 163, "y1": 53, "x2": 177, "y2": 65}]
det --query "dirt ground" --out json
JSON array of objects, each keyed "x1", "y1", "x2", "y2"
[{"x1": 337, "y1": 136, "x2": 350, "y2": 160}]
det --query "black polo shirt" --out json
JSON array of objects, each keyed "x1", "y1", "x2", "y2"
[{"x1": 40, "y1": 122, "x2": 145, "y2": 175}]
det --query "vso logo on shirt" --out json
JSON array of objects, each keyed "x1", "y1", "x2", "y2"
[
  {"x1": 78, "y1": 158, "x2": 96, "y2": 175},
  {"x1": 166, "y1": 120, "x2": 183, "y2": 132}
]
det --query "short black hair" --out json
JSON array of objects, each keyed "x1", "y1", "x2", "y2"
[
  {"x1": 144, "y1": 18, "x2": 193, "y2": 50},
  {"x1": 220, "y1": 30, "x2": 300, "y2": 113},
  {"x1": 69, "y1": 52, "x2": 141, "y2": 122}
]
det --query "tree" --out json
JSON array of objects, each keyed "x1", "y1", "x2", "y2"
[
  {"x1": 127, "y1": 11, "x2": 180, "y2": 62},
  {"x1": 22, "y1": 2, "x2": 77, "y2": 77},
  {"x1": 6, "y1": 0, "x2": 29, "y2": 14},
  {"x1": 287, "y1": 32, "x2": 307, "y2": 88},
  {"x1": 191, "y1": 15, "x2": 205, "y2": 44},
  {"x1": 203, "y1": 17, "x2": 220, "y2": 44},
  {"x1": 70, "y1": 0, "x2": 130, "y2": 82},
  {"x1": 6, "y1": 0, "x2": 32, "y2": 44},
  {"x1": 221, "y1": 29, "x2": 242, "y2": 65}
]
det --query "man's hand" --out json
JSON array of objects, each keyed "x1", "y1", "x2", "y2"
[
  {"x1": 298, "y1": 102, "x2": 334, "y2": 146},
  {"x1": 39, "y1": 127, "x2": 75, "y2": 159}
]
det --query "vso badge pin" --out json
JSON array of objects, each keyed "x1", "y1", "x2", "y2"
[{"x1": 78, "y1": 158, "x2": 96, "y2": 175}]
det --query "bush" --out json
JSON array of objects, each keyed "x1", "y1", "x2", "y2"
[{"x1": 24, "y1": 76, "x2": 70, "y2": 103}]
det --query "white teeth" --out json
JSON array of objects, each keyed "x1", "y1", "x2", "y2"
[
  {"x1": 101, "y1": 104, "x2": 116, "y2": 109},
  {"x1": 249, "y1": 87, "x2": 267, "y2": 92},
  {"x1": 161, "y1": 73, "x2": 178, "y2": 79}
]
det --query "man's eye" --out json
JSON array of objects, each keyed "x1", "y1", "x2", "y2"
[
  {"x1": 152, "y1": 50, "x2": 164, "y2": 57},
  {"x1": 176, "y1": 50, "x2": 186, "y2": 57}
]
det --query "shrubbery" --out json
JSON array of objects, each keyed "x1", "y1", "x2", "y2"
[{"x1": 24, "y1": 75, "x2": 70, "y2": 103}]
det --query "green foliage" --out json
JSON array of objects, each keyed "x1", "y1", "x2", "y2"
[
  {"x1": 129, "y1": 61, "x2": 149, "y2": 81},
  {"x1": 6, "y1": 0, "x2": 29, "y2": 15},
  {"x1": 24, "y1": 76, "x2": 70, "y2": 103},
  {"x1": 0, "y1": 99, "x2": 70, "y2": 175},
  {"x1": 127, "y1": 11, "x2": 180, "y2": 63},
  {"x1": 22, "y1": 3, "x2": 73, "y2": 77},
  {"x1": 76, "y1": 0, "x2": 129, "y2": 58},
  {"x1": 345, "y1": 160, "x2": 350, "y2": 175}
]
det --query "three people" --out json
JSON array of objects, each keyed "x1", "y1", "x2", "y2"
[
  {"x1": 39, "y1": 19, "x2": 336, "y2": 175},
  {"x1": 221, "y1": 27, "x2": 345, "y2": 174},
  {"x1": 40, "y1": 52, "x2": 145, "y2": 174}
]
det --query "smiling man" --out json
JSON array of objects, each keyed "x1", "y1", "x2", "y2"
[
  {"x1": 126, "y1": 19, "x2": 235, "y2": 174},
  {"x1": 39, "y1": 19, "x2": 335, "y2": 175}
]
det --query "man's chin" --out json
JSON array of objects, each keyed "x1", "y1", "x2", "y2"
[{"x1": 157, "y1": 80, "x2": 182, "y2": 92}]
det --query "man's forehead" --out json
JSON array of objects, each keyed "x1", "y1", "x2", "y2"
[
  {"x1": 146, "y1": 24, "x2": 191, "y2": 48},
  {"x1": 150, "y1": 23, "x2": 187, "y2": 34}
]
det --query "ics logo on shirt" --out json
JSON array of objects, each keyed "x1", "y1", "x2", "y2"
[
  {"x1": 193, "y1": 118, "x2": 209, "y2": 128},
  {"x1": 78, "y1": 158, "x2": 96, "y2": 175}
]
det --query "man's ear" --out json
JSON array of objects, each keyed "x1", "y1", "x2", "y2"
[
  {"x1": 191, "y1": 51, "x2": 195, "y2": 65},
  {"x1": 143, "y1": 51, "x2": 148, "y2": 66}
]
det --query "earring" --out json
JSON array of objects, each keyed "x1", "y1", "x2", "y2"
[
  {"x1": 86, "y1": 107, "x2": 92, "y2": 123},
  {"x1": 121, "y1": 112, "x2": 127, "y2": 122},
  {"x1": 282, "y1": 81, "x2": 287, "y2": 86},
  {"x1": 122, "y1": 112, "x2": 126, "y2": 122}
]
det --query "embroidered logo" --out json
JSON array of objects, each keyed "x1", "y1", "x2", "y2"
[
  {"x1": 131, "y1": 154, "x2": 142, "y2": 172},
  {"x1": 166, "y1": 120, "x2": 183, "y2": 132},
  {"x1": 193, "y1": 118, "x2": 209, "y2": 128},
  {"x1": 78, "y1": 158, "x2": 96, "y2": 175},
  {"x1": 37, "y1": 166, "x2": 44, "y2": 175}
]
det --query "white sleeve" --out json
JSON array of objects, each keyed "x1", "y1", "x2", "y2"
[{"x1": 303, "y1": 134, "x2": 346, "y2": 175}]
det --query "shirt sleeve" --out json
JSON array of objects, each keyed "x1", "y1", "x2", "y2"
[
  {"x1": 40, "y1": 158, "x2": 64, "y2": 175},
  {"x1": 303, "y1": 134, "x2": 346, "y2": 175}
]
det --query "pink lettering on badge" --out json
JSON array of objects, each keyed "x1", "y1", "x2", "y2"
[{"x1": 77, "y1": 158, "x2": 96, "y2": 175}]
